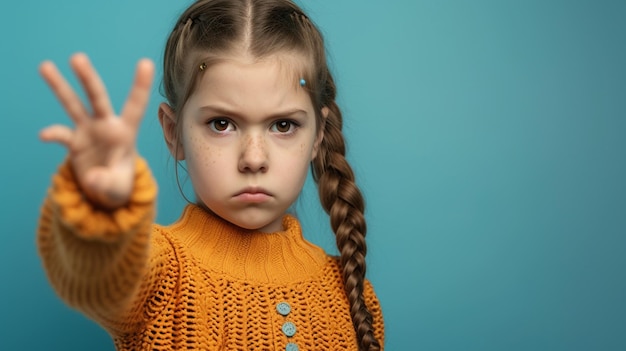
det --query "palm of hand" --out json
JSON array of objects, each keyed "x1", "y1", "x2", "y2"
[{"x1": 39, "y1": 53, "x2": 155, "y2": 209}]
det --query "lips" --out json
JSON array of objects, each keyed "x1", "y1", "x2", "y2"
[{"x1": 233, "y1": 187, "x2": 273, "y2": 203}]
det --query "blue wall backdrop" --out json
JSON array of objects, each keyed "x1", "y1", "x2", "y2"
[{"x1": 1, "y1": 0, "x2": 625, "y2": 350}]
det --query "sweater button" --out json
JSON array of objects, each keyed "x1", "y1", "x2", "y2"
[
  {"x1": 282, "y1": 321, "x2": 297, "y2": 337},
  {"x1": 276, "y1": 302, "x2": 291, "y2": 316},
  {"x1": 286, "y1": 342, "x2": 300, "y2": 351}
]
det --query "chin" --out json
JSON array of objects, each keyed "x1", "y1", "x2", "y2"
[
  {"x1": 198, "y1": 201, "x2": 285, "y2": 233},
  {"x1": 239, "y1": 218, "x2": 281, "y2": 233},
  {"x1": 234, "y1": 213, "x2": 284, "y2": 233}
]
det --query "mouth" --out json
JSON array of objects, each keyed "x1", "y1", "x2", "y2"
[{"x1": 233, "y1": 187, "x2": 273, "y2": 203}]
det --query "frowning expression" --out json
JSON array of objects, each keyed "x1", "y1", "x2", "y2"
[{"x1": 170, "y1": 55, "x2": 322, "y2": 232}]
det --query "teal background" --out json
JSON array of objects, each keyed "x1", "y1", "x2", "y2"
[{"x1": 1, "y1": 0, "x2": 625, "y2": 350}]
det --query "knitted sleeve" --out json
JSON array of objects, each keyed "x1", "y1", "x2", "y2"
[
  {"x1": 36, "y1": 157, "x2": 162, "y2": 334},
  {"x1": 364, "y1": 279, "x2": 385, "y2": 349}
]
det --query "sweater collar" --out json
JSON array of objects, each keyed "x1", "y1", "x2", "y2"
[{"x1": 168, "y1": 205, "x2": 329, "y2": 284}]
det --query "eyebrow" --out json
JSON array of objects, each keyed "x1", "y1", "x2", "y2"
[{"x1": 197, "y1": 105, "x2": 308, "y2": 120}]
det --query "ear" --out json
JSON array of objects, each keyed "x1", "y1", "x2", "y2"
[
  {"x1": 158, "y1": 102, "x2": 185, "y2": 160},
  {"x1": 312, "y1": 106, "x2": 329, "y2": 160}
]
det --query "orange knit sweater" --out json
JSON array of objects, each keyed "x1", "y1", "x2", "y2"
[{"x1": 37, "y1": 158, "x2": 385, "y2": 350}]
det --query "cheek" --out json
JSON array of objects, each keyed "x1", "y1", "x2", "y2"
[
  {"x1": 182, "y1": 132, "x2": 223, "y2": 176},
  {"x1": 280, "y1": 145, "x2": 314, "y2": 181},
  {"x1": 185, "y1": 136, "x2": 210, "y2": 164},
  {"x1": 298, "y1": 130, "x2": 319, "y2": 158}
]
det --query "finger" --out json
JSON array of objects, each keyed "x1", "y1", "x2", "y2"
[
  {"x1": 70, "y1": 53, "x2": 114, "y2": 118},
  {"x1": 39, "y1": 61, "x2": 90, "y2": 125},
  {"x1": 39, "y1": 124, "x2": 74, "y2": 148},
  {"x1": 121, "y1": 59, "x2": 155, "y2": 128}
]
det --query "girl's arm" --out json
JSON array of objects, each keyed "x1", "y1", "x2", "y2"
[
  {"x1": 36, "y1": 54, "x2": 164, "y2": 333},
  {"x1": 37, "y1": 156, "x2": 159, "y2": 333}
]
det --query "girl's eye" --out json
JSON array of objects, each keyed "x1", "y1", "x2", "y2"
[
  {"x1": 209, "y1": 119, "x2": 234, "y2": 133},
  {"x1": 271, "y1": 120, "x2": 297, "y2": 134}
]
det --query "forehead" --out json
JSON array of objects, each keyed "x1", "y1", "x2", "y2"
[
  {"x1": 220, "y1": 50, "x2": 307, "y2": 83},
  {"x1": 185, "y1": 53, "x2": 312, "y2": 114}
]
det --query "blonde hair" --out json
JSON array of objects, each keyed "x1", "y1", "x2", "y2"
[{"x1": 161, "y1": 1, "x2": 380, "y2": 349}]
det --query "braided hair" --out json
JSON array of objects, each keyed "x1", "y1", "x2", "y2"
[{"x1": 312, "y1": 72, "x2": 381, "y2": 351}]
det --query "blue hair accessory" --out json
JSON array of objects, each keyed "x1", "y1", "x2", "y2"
[{"x1": 299, "y1": 78, "x2": 306, "y2": 87}]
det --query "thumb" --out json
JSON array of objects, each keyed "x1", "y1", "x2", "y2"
[{"x1": 39, "y1": 125, "x2": 74, "y2": 148}]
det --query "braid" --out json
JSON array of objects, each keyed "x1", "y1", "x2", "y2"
[{"x1": 312, "y1": 76, "x2": 381, "y2": 351}]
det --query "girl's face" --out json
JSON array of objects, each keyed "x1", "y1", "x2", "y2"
[{"x1": 171, "y1": 55, "x2": 322, "y2": 232}]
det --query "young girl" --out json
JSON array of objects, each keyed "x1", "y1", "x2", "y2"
[{"x1": 37, "y1": 0, "x2": 384, "y2": 350}]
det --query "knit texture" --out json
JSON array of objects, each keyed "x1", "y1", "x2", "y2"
[{"x1": 37, "y1": 158, "x2": 385, "y2": 350}]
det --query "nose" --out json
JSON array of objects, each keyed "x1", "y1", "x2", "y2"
[{"x1": 238, "y1": 134, "x2": 268, "y2": 173}]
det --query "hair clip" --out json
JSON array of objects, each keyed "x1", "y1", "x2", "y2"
[
  {"x1": 299, "y1": 78, "x2": 306, "y2": 87},
  {"x1": 199, "y1": 62, "x2": 207, "y2": 71}
]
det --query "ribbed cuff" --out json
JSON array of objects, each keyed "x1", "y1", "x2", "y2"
[{"x1": 48, "y1": 157, "x2": 157, "y2": 242}]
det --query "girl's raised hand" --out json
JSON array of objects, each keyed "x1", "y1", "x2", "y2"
[{"x1": 39, "y1": 53, "x2": 155, "y2": 209}]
